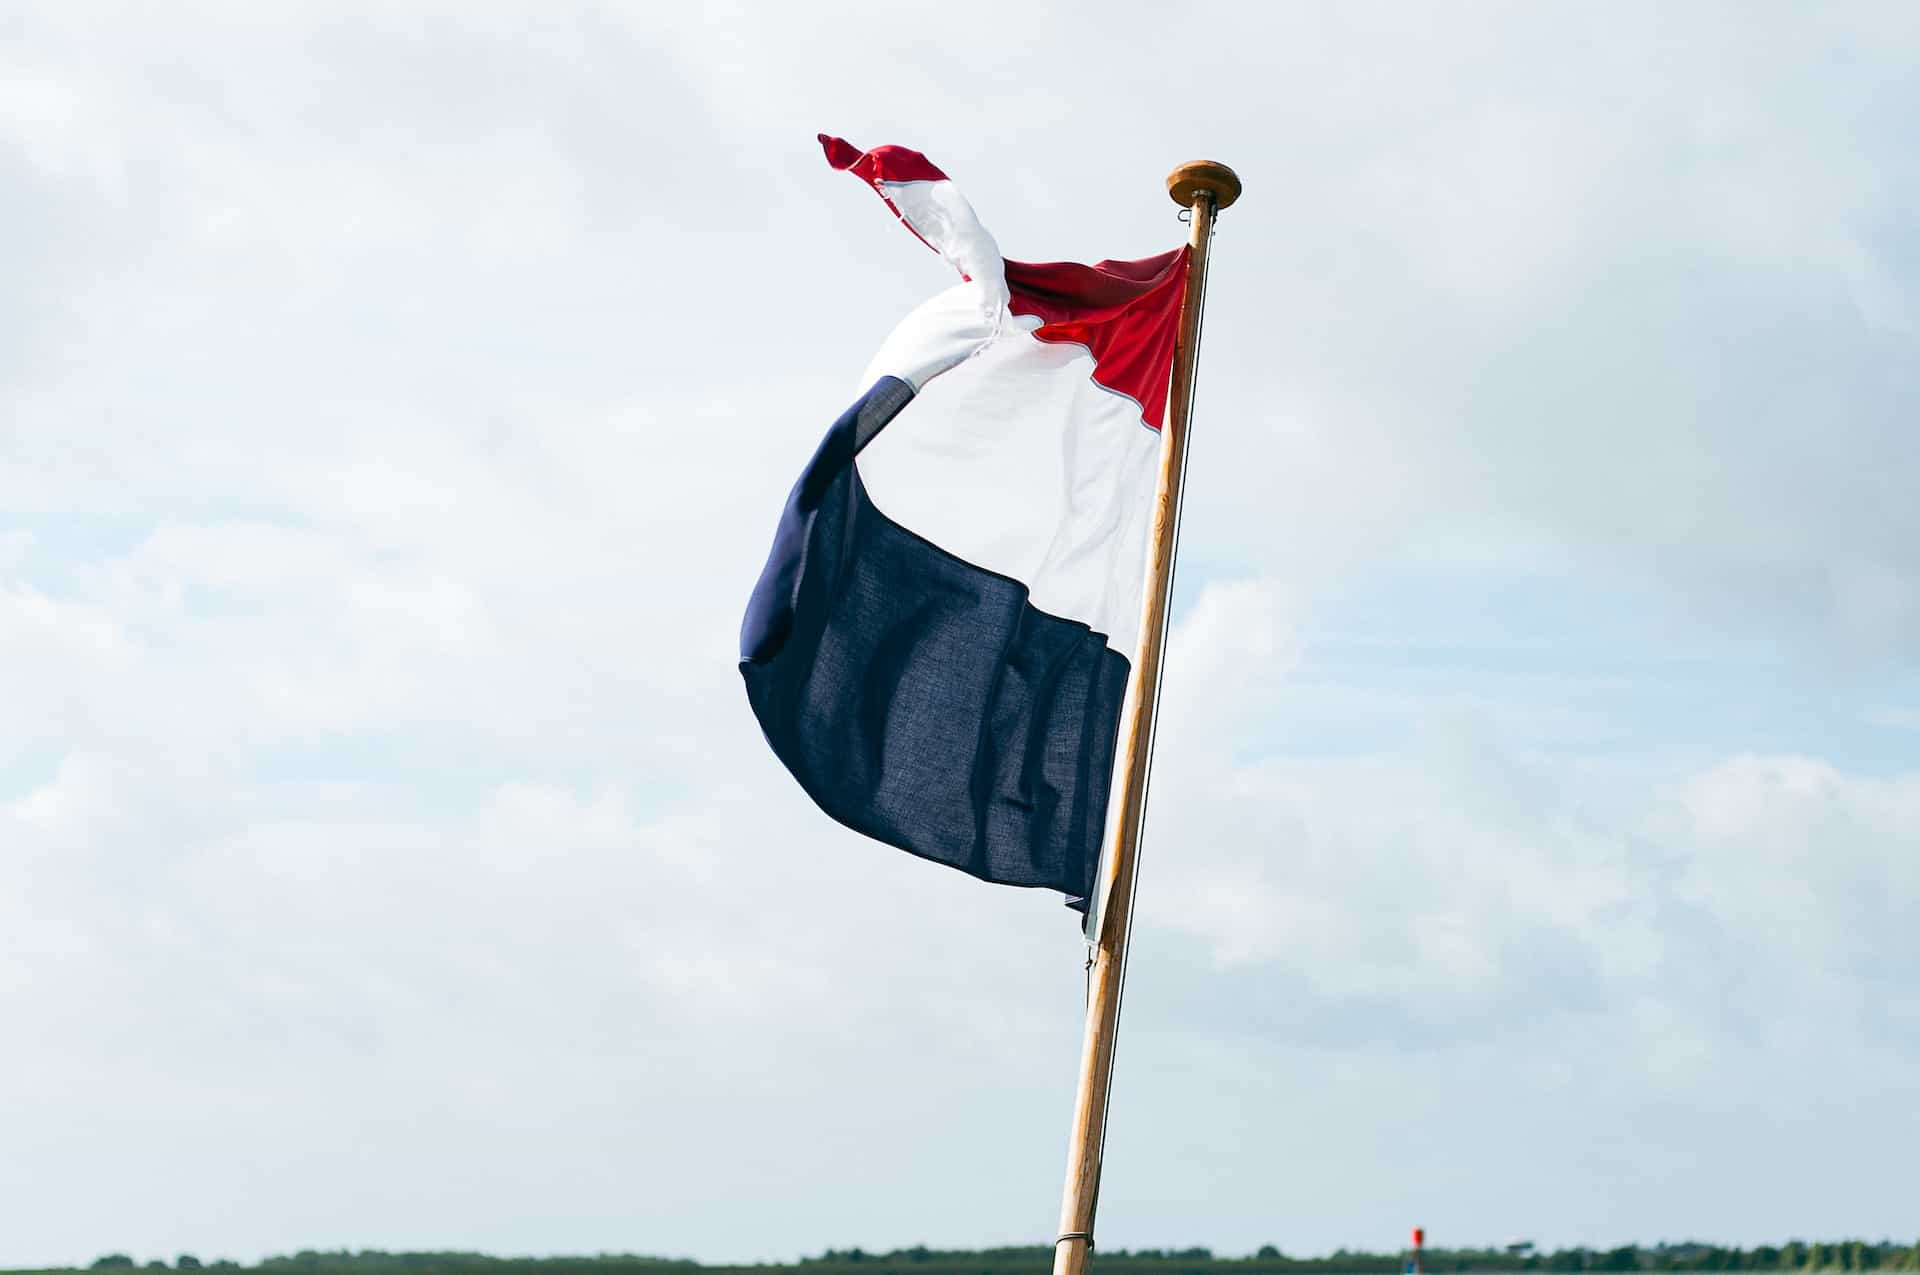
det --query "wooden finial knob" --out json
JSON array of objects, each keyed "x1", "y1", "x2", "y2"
[{"x1": 1166, "y1": 160, "x2": 1242, "y2": 209}]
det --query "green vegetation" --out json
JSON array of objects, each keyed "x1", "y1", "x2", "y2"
[{"x1": 9, "y1": 1243, "x2": 1917, "y2": 1275}]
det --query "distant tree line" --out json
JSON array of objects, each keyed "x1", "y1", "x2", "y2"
[{"x1": 30, "y1": 1242, "x2": 1920, "y2": 1275}]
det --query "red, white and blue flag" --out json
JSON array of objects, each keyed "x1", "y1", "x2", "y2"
[{"x1": 740, "y1": 136, "x2": 1189, "y2": 917}]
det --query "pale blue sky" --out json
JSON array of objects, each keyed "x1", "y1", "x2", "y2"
[{"x1": 3, "y1": 1, "x2": 1918, "y2": 1268}]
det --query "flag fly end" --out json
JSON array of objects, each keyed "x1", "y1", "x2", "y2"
[{"x1": 818, "y1": 133, "x2": 863, "y2": 169}]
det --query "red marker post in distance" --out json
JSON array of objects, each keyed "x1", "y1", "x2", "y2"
[{"x1": 1413, "y1": 1230, "x2": 1425, "y2": 1275}]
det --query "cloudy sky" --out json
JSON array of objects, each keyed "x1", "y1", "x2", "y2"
[{"x1": 4, "y1": 1, "x2": 1919, "y2": 1268}]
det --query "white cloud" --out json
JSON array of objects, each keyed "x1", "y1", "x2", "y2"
[
  {"x1": 3, "y1": 0, "x2": 1920, "y2": 1267},
  {"x1": 3, "y1": 754, "x2": 107, "y2": 836}
]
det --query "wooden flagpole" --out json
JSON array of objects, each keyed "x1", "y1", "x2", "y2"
[{"x1": 1051, "y1": 159, "x2": 1242, "y2": 1275}]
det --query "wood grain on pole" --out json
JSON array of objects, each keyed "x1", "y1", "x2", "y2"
[{"x1": 1051, "y1": 159, "x2": 1240, "y2": 1275}]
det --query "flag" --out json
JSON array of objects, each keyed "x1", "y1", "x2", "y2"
[{"x1": 739, "y1": 135, "x2": 1188, "y2": 915}]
